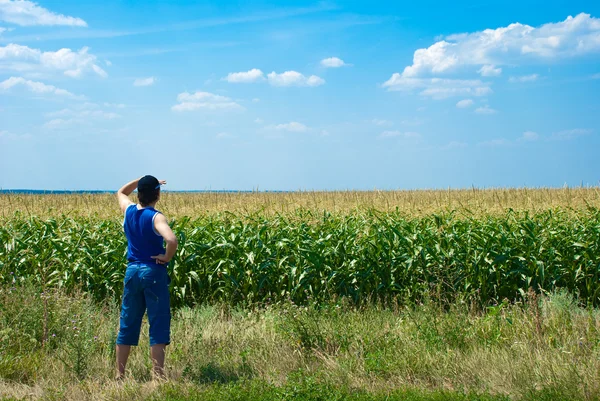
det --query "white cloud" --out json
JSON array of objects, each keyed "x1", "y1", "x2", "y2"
[
  {"x1": 44, "y1": 108, "x2": 73, "y2": 117},
  {"x1": 379, "y1": 130, "x2": 421, "y2": 139},
  {"x1": 509, "y1": 74, "x2": 539, "y2": 83},
  {"x1": 475, "y1": 105, "x2": 497, "y2": 114},
  {"x1": 80, "y1": 102, "x2": 98, "y2": 109},
  {"x1": 225, "y1": 68, "x2": 265, "y2": 83},
  {"x1": 0, "y1": 76, "x2": 83, "y2": 99},
  {"x1": 320, "y1": 57, "x2": 350, "y2": 68},
  {"x1": 443, "y1": 141, "x2": 468, "y2": 149},
  {"x1": 478, "y1": 64, "x2": 502, "y2": 77},
  {"x1": 172, "y1": 91, "x2": 244, "y2": 112},
  {"x1": 479, "y1": 138, "x2": 509, "y2": 147},
  {"x1": 0, "y1": 44, "x2": 107, "y2": 78},
  {"x1": 216, "y1": 132, "x2": 235, "y2": 139},
  {"x1": 592, "y1": 73, "x2": 600, "y2": 79},
  {"x1": 273, "y1": 121, "x2": 308, "y2": 132},
  {"x1": 320, "y1": 130, "x2": 330, "y2": 136},
  {"x1": 0, "y1": 26, "x2": 14, "y2": 35},
  {"x1": 223, "y1": 69, "x2": 325, "y2": 87},
  {"x1": 43, "y1": 104, "x2": 122, "y2": 129},
  {"x1": 103, "y1": 102, "x2": 125, "y2": 108},
  {"x1": 0, "y1": 0, "x2": 87, "y2": 26},
  {"x1": 0, "y1": 129, "x2": 31, "y2": 141},
  {"x1": 254, "y1": 118, "x2": 263, "y2": 124},
  {"x1": 172, "y1": 102, "x2": 241, "y2": 112},
  {"x1": 401, "y1": 41, "x2": 459, "y2": 77},
  {"x1": 267, "y1": 71, "x2": 325, "y2": 87},
  {"x1": 371, "y1": 119, "x2": 393, "y2": 126},
  {"x1": 306, "y1": 75, "x2": 325, "y2": 86},
  {"x1": 252, "y1": 98, "x2": 260, "y2": 102},
  {"x1": 56, "y1": 101, "x2": 124, "y2": 111},
  {"x1": 551, "y1": 128, "x2": 592, "y2": 140},
  {"x1": 397, "y1": 13, "x2": 600, "y2": 78},
  {"x1": 401, "y1": 117, "x2": 425, "y2": 126},
  {"x1": 520, "y1": 131, "x2": 539, "y2": 141},
  {"x1": 177, "y1": 92, "x2": 231, "y2": 103},
  {"x1": 379, "y1": 130, "x2": 401, "y2": 138},
  {"x1": 91, "y1": 64, "x2": 106, "y2": 77},
  {"x1": 382, "y1": 75, "x2": 492, "y2": 99},
  {"x1": 43, "y1": 118, "x2": 77, "y2": 129},
  {"x1": 456, "y1": 99, "x2": 474, "y2": 108},
  {"x1": 45, "y1": 108, "x2": 120, "y2": 120},
  {"x1": 0, "y1": 43, "x2": 37, "y2": 59},
  {"x1": 133, "y1": 77, "x2": 155, "y2": 87}
]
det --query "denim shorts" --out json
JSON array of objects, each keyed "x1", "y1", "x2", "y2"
[{"x1": 116, "y1": 263, "x2": 171, "y2": 346}]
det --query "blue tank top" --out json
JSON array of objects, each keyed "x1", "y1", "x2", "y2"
[{"x1": 123, "y1": 204, "x2": 166, "y2": 266}]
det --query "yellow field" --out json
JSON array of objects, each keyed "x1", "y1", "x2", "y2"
[{"x1": 1, "y1": 187, "x2": 599, "y2": 219}]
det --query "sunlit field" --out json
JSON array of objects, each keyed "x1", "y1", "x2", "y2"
[
  {"x1": 1, "y1": 188, "x2": 599, "y2": 400},
  {"x1": 2, "y1": 187, "x2": 600, "y2": 219}
]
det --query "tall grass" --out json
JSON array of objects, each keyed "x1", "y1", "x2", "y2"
[{"x1": 0, "y1": 285, "x2": 598, "y2": 400}]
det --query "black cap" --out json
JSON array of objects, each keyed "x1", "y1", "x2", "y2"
[{"x1": 137, "y1": 175, "x2": 160, "y2": 193}]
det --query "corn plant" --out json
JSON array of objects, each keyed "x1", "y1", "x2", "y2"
[{"x1": 1, "y1": 208, "x2": 599, "y2": 307}]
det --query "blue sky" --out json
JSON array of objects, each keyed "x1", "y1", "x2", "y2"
[{"x1": 0, "y1": 0, "x2": 599, "y2": 190}]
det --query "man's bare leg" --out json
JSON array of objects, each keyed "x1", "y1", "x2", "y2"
[
  {"x1": 150, "y1": 344, "x2": 167, "y2": 379},
  {"x1": 116, "y1": 344, "x2": 131, "y2": 379}
]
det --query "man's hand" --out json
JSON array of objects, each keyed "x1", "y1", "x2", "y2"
[
  {"x1": 158, "y1": 180, "x2": 167, "y2": 186},
  {"x1": 151, "y1": 254, "x2": 170, "y2": 264}
]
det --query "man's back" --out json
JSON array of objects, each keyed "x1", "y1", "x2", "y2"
[{"x1": 123, "y1": 204, "x2": 166, "y2": 266}]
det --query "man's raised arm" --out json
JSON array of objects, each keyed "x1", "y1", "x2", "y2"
[{"x1": 117, "y1": 178, "x2": 140, "y2": 213}]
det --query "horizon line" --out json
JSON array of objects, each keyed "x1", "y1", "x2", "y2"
[{"x1": 1, "y1": 185, "x2": 599, "y2": 194}]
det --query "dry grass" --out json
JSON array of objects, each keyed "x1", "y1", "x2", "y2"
[
  {"x1": 0, "y1": 286, "x2": 598, "y2": 400},
  {"x1": 1, "y1": 187, "x2": 600, "y2": 220}
]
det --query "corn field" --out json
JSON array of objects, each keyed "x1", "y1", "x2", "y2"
[{"x1": 1, "y1": 204, "x2": 599, "y2": 307}]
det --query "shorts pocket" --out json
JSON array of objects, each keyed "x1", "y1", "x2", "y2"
[
  {"x1": 123, "y1": 264, "x2": 139, "y2": 285},
  {"x1": 142, "y1": 272, "x2": 166, "y2": 301}
]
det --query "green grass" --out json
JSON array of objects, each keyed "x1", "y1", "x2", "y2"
[
  {"x1": 149, "y1": 381, "x2": 594, "y2": 401},
  {"x1": 0, "y1": 284, "x2": 598, "y2": 400},
  {"x1": 0, "y1": 382, "x2": 590, "y2": 401},
  {"x1": 2, "y1": 380, "x2": 577, "y2": 401},
  {"x1": 138, "y1": 381, "x2": 532, "y2": 401}
]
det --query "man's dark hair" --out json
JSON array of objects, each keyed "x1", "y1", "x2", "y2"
[
  {"x1": 137, "y1": 175, "x2": 160, "y2": 207},
  {"x1": 138, "y1": 189, "x2": 159, "y2": 207}
]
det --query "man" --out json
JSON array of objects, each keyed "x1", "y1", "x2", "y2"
[{"x1": 115, "y1": 175, "x2": 178, "y2": 380}]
